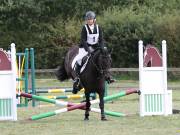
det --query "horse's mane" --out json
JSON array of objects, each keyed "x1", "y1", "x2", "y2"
[{"x1": 146, "y1": 44, "x2": 154, "y2": 48}]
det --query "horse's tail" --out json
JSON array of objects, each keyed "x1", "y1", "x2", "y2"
[{"x1": 55, "y1": 59, "x2": 69, "y2": 81}]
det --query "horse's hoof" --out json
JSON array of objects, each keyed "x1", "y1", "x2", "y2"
[
  {"x1": 72, "y1": 88, "x2": 78, "y2": 94},
  {"x1": 101, "y1": 117, "x2": 107, "y2": 121},
  {"x1": 72, "y1": 83, "x2": 80, "y2": 94},
  {"x1": 84, "y1": 117, "x2": 89, "y2": 121}
]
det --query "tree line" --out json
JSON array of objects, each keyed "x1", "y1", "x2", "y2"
[{"x1": 0, "y1": 0, "x2": 180, "y2": 68}]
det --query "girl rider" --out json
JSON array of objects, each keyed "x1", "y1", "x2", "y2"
[{"x1": 72, "y1": 11, "x2": 114, "y2": 94}]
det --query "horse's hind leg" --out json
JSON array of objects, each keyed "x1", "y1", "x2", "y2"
[
  {"x1": 99, "y1": 92, "x2": 107, "y2": 121},
  {"x1": 84, "y1": 92, "x2": 91, "y2": 120}
]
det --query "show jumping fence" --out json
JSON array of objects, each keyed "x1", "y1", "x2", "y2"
[
  {"x1": 0, "y1": 43, "x2": 17, "y2": 121},
  {"x1": 139, "y1": 40, "x2": 172, "y2": 116},
  {"x1": 0, "y1": 43, "x2": 36, "y2": 121}
]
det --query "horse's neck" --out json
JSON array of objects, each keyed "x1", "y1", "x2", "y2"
[
  {"x1": 147, "y1": 48, "x2": 162, "y2": 67},
  {"x1": 0, "y1": 50, "x2": 11, "y2": 70},
  {"x1": 89, "y1": 52, "x2": 100, "y2": 71},
  {"x1": 151, "y1": 51, "x2": 162, "y2": 66},
  {"x1": 83, "y1": 51, "x2": 101, "y2": 76}
]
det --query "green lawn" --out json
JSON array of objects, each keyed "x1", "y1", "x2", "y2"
[{"x1": 0, "y1": 79, "x2": 180, "y2": 135}]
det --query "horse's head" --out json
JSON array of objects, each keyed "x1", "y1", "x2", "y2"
[
  {"x1": 92, "y1": 47, "x2": 112, "y2": 75},
  {"x1": 143, "y1": 44, "x2": 162, "y2": 67},
  {"x1": 0, "y1": 50, "x2": 11, "y2": 70}
]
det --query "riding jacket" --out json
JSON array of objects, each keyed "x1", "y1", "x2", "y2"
[{"x1": 79, "y1": 24, "x2": 105, "y2": 53}]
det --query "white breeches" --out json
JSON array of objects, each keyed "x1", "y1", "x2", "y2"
[{"x1": 71, "y1": 48, "x2": 88, "y2": 69}]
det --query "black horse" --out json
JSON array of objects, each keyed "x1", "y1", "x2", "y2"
[{"x1": 55, "y1": 46, "x2": 112, "y2": 120}]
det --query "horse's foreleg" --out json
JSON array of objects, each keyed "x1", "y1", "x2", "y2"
[
  {"x1": 99, "y1": 92, "x2": 107, "y2": 121},
  {"x1": 84, "y1": 92, "x2": 90, "y2": 120}
]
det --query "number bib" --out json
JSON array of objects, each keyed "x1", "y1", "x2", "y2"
[{"x1": 85, "y1": 25, "x2": 99, "y2": 45}]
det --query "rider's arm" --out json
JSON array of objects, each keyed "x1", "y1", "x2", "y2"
[{"x1": 80, "y1": 26, "x2": 91, "y2": 53}]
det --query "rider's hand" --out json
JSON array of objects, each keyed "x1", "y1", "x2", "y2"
[{"x1": 87, "y1": 49, "x2": 91, "y2": 55}]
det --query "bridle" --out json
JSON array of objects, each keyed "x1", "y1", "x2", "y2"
[{"x1": 90, "y1": 49, "x2": 111, "y2": 77}]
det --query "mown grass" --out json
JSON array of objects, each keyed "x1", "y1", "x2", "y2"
[{"x1": 0, "y1": 80, "x2": 180, "y2": 135}]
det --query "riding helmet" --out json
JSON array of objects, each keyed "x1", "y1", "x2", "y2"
[{"x1": 85, "y1": 11, "x2": 96, "y2": 20}]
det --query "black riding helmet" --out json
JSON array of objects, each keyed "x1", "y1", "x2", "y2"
[{"x1": 85, "y1": 11, "x2": 96, "y2": 20}]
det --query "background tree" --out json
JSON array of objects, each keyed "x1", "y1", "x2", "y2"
[{"x1": 0, "y1": 0, "x2": 180, "y2": 68}]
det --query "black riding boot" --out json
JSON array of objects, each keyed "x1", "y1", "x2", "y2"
[{"x1": 72, "y1": 63, "x2": 81, "y2": 94}]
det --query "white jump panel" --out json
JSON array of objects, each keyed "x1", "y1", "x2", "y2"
[
  {"x1": 139, "y1": 40, "x2": 172, "y2": 116},
  {"x1": 0, "y1": 43, "x2": 17, "y2": 121}
]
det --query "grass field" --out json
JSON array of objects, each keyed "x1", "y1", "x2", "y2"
[{"x1": 1, "y1": 79, "x2": 180, "y2": 135}]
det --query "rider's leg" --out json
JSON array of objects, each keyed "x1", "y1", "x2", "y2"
[
  {"x1": 72, "y1": 62, "x2": 81, "y2": 94},
  {"x1": 72, "y1": 48, "x2": 88, "y2": 94}
]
